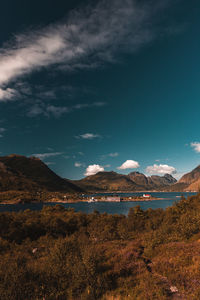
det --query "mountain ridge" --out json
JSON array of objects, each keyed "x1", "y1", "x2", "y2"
[
  {"x1": 72, "y1": 171, "x2": 177, "y2": 192},
  {"x1": 0, "y1": 154, "x2": 200, "y2": 195},
  {"x1": 0, "y1": 154, "x2": 83, "y2": 193}
]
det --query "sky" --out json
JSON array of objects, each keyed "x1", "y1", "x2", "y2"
[{"x1": 0, "y1": 0, "x2": 200, "y2": 180}]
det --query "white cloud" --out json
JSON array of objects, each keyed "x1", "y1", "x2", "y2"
[
  {"x1": 118, "y1": 160, "x2": 139, "y2": 170},
  {"x1": 0, "y1": 0, "x2": 175, "y2": 100},
  {"x1": 32, "y1": 152, "x2": 63, "y2": 159},
  {"x1": 191, "y1": 142, "x2": 200, "y2": 153},
  {"x1": 85, "y1": 164, "x2": 104, "y2": 176},
  {"x1": 146, "y1": 164, "x2": 177, "y2": 175},
  {"x1": 76, "y1": 133, "x2": 101, "y2": 140}
]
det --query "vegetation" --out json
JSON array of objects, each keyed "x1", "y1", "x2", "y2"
[
  {"x1": 0, "y1": 154, "x2": 83, "y2": 194},
  {"x1": 1, "y1": 194, "x2": 200, "y2": 299},
  {"x1": 0, "y1": 190, "x2": 81, "y2": 204}
]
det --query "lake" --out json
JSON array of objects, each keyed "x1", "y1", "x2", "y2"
[{"x1": 0, "y1": 192, "x2": 197, "y2": 215}]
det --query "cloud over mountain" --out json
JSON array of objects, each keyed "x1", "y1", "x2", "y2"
[
  {"x1": 85, "y1": 164, "x2": 104, "y2": 176},
  {"x1": 117, "y1": 160, "x2": 139, "y2": 170},
  {"x1": 146, "y1": 164, "x2": 177, "y2": 175}
]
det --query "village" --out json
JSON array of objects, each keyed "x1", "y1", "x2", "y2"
[{"x1": 86, "y1": 194, "x2": 161, "y2": 203}]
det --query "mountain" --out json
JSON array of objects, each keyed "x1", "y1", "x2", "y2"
[
  {"x1": 179, "y1": 165, "x2": 200, "y2": 185},
  {"x1": 163, "y1": 165, "x2": 200, "y2": 192},
  {"x1": 178, "y1": 165, "x2": 200, "y2": 191},
  {"x1": 73, "y1": 171, "x2": 139, "y2": 192},
  {"x1": 0, "y1": 154, "x2": 83, "y2": 193},
  {"x1": 73, "y1": 171, "x2": 177, "y2": 192},
  {"x1": 128, "y1": 172, "x2": 177, "y2": 189}
]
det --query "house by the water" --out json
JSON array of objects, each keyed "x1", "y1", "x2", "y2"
[{"x1": 106, "y1": 196, "x2": 121, "y2": 202}]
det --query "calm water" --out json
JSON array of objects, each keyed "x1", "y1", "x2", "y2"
[{"x1": 0, "y1": 192, "x2": 197, "y2": 215}]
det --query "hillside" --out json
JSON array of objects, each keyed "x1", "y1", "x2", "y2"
[
  {"x1": 73, "y1": 171, "x2": 139, "y2": 191},
  {"x1": 73, "y1": 171, "x2": 177, "y2": 192},
  {"x1": 162, "y1": 165, "x2": 200, "y2": 192},
  {"x1": 1, "y1": 193, "x2": 200, "y2": 299},
  {"x1": 178, "y1": 165, "x2": 200, "y2": 191},
  {"x1": 0, "y1": 154, "x2": 83, "y2": 193}
]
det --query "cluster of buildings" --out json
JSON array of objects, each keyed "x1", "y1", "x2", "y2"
[{"x1": 87, "y1": 194, "x2": 152, "y2": 203}]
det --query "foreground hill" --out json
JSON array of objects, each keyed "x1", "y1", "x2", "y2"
[
  {"x1": 1, "y1": 193, "x2": 200, "y2": 299},
  {"x1": 73, "y1": 171, "x2": 177, "y2": 192},
  {"x1": 0, "y1": 154, "x2": 82, "y2": 193}
]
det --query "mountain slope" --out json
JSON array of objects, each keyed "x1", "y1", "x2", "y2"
[
  {"x1": 163, "y1": 165, "x2": 200, "y2": 192},
  {"x1": 178, "y1": 165, "x2": 200, "y2": 191},
  {"x1": 73, "y1": 171, "x2": 139, "y2": 191},
  {"x1": 179, "y1": 165, "x2": 200, "y2": 185},
  {"x1": 0, "y1": 154, "x2": 82, "y2": 193}
]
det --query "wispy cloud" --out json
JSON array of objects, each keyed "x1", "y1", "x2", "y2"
[
  {"x1": 45, "y1": 162, "x2": 56, "y2": 166},
  {"x1": 75, "y1": 162, "x2": 85, "y2": 168},
  {"x1": 27, "y1": 101, "x2": 106, "y2": 118},
  {"x1": 78, "y1": 152, "x2": 84, "y2": 156},
  {"x1": 75, "y1": 133, "x2": 101, "y2": 140},
  {"x1": 32, "y1": 152, "x2": 63, "y2": 159},
  {"x1": 0, "y1": 0, "x2": 175, "y2": 101},
  {"x1": 109, "y1": 152, "x2": 119, "y2": 157},
  {"x1": 191, "y1": 142, "x2": 200, "y2": 153},
  {"x1": 0, "y1": 127, "x2": 6, "y2": 138},
  {"x1": 100, "y1": 152, "x2": 119, "y2": 160},
  {"x1": 146, "y1": 164, "x2": 177, "y2": 175},
  {"x1": 0, "y1": 88, "x2": 19, "y2": 101},
  {"x1": 104, "y1": 164, "x2": 111, "y2": 168}
]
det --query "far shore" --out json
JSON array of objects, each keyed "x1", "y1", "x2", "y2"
[
  {"x1": 0, "y1": 197, "x2": 179, "y2": 205},
  {"x1": 0, "y1": 190, "x2": 195, "y2": 205}
]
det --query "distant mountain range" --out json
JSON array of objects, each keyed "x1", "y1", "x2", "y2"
[
  {"x1": 72, "y1": 171, "x2": 177, "y2": 192},
  {"x1": 0, "y1": 154, "x2": 199, "y2": 194},
  {"x1": 73, "y1": 167, "x2": 200, "y2": 192}
]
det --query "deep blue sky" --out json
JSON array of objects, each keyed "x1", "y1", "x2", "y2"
[{"x1": 0, "y1": 0, "x2": 199, "y2": 179}]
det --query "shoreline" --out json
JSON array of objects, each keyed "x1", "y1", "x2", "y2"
[
  {"x1": 0, "y1": 197, "x2": 177, "y2": 205},
  {"x1": 0, "y1": 191, "x2": 195, "y2": 205}
]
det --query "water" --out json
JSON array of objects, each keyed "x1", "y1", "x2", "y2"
[{"x1": 0, "y1": 192, "x2": 197, "y2": 215}]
